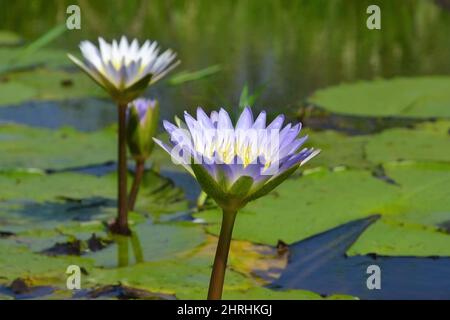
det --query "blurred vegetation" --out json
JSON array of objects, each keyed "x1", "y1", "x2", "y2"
[{"x1": 1, "y1": 0, "x2": 450, "y2": 115}]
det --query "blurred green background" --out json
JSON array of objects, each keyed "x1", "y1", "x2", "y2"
[{"x1": 1, "y1": 0, "x2": 450, "y2": 118}]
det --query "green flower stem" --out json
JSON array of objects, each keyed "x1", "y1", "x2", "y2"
[
  {"x1": 131, "y1": 231, "x2": 144, "y2": 264},
  {"x1": 116, "y1": 235, "x2": 129, "y2": 267},
  {"x1": 207, "y1": 208, "x2": 237, "y2": 300},
  {"x1": 128, "y1": 159, "x2": 145, "y2": 211},
  {"x1": 111, "y1": 103, "x2": 130, "y2": 235}
]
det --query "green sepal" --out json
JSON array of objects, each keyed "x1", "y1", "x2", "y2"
[
  {"x1": 229, "y1": 175, "x2": 254, "y2": 198},
  {"x1": 191, "y1": 163, "x2": 228, "y2": 204},
  {"x1": 117, "y1": 73, "x2": 153, "y2": 104},
  {"x1": 245, "y1": 164, "x2": 299, "y2": 202}
]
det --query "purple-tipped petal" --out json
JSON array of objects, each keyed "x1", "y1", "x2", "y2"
[
  {"x1": 267, "y1": 114, "x2": 285, "y2": 131},
  {"x1": 236, "y1": 107, "x2": 254, "y2": 130}
]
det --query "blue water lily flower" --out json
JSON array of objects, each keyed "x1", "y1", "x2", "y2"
[
  {"x1": 155, "y1": 107, "x2": 320, "y2": 300},
  {"x1": 155, "y1": 107, "x2": 320, "y2": 210},
  {"x1": 68, "y1": 36, "x2": 179, "y2": 235},
  {"x1": 68, "y1": 36, "x2": 179, "y2": 104}
]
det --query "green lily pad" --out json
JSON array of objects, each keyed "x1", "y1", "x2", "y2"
[
  {"x1": 0, "y1": 82, "x2": 37, "y2": 106},
  {"x1": 347, "y1": 219, "x2": 450, "y2": 256},
  {"x1": 0, "y1": 124, "x2": 116, "y2": 170},
  {"x1": 346, "y1": 161, "x2": 450, "y2": 256},
  {"x1": 196, "y1": 168, "x2": 400, "y2": 245},
  {"x1": 365, "y1": 121, "x2": 450, "y2": 164},
  {"x1": 0, "y1": 169, "x2": 188, "y2": 231},
  {"x1": 197, "y1": 161, "x2": 450, "y2": 256},
  {"x1": 0, "y1": 240, "x2": 93, "y2": 285},
  {"x1": 6, "y1": 69, "x2": 106, "y2": 101},
  {"x1": 0, "y1": 47, "x2": 70, "y2": 72},
  {"x1": 89, "y1": 222, "x2": 206, "y2": 268},
  {"x1": 304, "y1": 129, "x2": 370, "y2": 169},
  {"x1": 88, "y1": 256, "x2": 253, "y2": 299},
  {"x1": 309, "y1": 77, "x2": 450, "y2": 118},
  {"x1": 0, "y1": 171, "x2": 115, "y2": 202},
  {"x1": 222, "y1": 287, "x2": 356, "y2": 300},
  {"x1": 377, "y1": 161, "x2": 450, "y2": 227},
  {"x1": 0, "y1": 69, "x2": 107, "y2": 106}
]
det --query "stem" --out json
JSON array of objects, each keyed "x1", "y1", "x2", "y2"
[
  {"x1": 207, "y1": 209, "x2": 237, "y2": 300},
  {"x1": 111, "y1": 104, "x2": 130, "y2": 235},
  {"x1": 116, "y1": 235, "x2": 129, "y2": 267},
  {"x1": 131, "y1": 231, "x2": 144, "y2": 264},
  {"x1": 128, "y1": 159, "x2": 145, "y2": 211}
]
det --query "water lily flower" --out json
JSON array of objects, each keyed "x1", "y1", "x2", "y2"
[
  {"x1": 154, "y1": 107, "x2": 320, "y2": 299},
  {"x1": 126, "y1": 98, "x2": 159, "y2": 210},
  {"x1": 68, "y1": 36, "x2": 179, "y2": 104},
  {"x1": 69, "y1": 36, "x2": 179, "y2": 235}
]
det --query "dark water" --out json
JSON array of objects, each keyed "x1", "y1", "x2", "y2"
[
  {"x1": 272, "y1": 216, "x2": 450, "y2": 299},
  {"x1": 1, "y1": 0, "x2": 450, "y2": 126}
]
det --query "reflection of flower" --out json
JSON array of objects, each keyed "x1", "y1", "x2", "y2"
[
  {"x1": 127, "y1": 98, "x2": 159, "y2": 161},
  {"x1": 68, "y1": 36, "x2": 179, "y2": 104},
  {"x1": 155, "y1": 107, "x2": 320, "y2": 209}
]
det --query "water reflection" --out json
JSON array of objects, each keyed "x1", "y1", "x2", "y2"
[
  {"x1": 114, "y1": 232, "x2": 144, "y2": 268},
  {"x1": 1, "y1": 0, "x2": 450, "y2": 121}
]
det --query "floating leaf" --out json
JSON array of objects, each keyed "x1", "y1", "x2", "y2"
[
  {"x1": 309, "y1": 77, "x2": 450, "y2": 118},
  {"x1": 304, "y1": 129, "x2": 370, "y2": 169},
  {"x1": 365, "y1": 121, "x2": 450, "y2": 164},
  {"x1": 196, "y1": 168, "x2": 399, "y2": 245},
  {"x1": 89, "y1": 222, "x2": 205, "y2": 268},
  {"x1": 0, "y1": 47, "x2": 70, "y2": 73},
  {"x1": 348, "y1": 219, "x2": 450, "y2": 256},
  {"x1": 197, "y1": 161, "x2": 450, "y2": 256},
  {"x1": 0, "y1": 70, "x2": 106, "y2": 106},
  {"x1": 0, "y1": 124, "x2": 115, "y2": 170},
  {"x1": 0, "y1": 82, "x2": 36, "y2": 106}
]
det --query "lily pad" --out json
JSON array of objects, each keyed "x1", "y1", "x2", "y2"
[
  {"x1": 309, "y1": 77, "x2": 450, "y2": 118},
  {"x1": 6, "y1": 69, "x2": 106, "y2": 102},
  {"x1": 347, "y1": 219, "x2": 450, "y2": 256},
  {"x1": 0, "y1": 240, "x2": 93, "y2": 285},
  {"x1": 222, "y1": 287, "x2": 356, "y2": 300},
  {"x1": 347, "y1": 162, "x2": 450, "y2": 256},
  {"x1": 0, "y1": 47, "x2": 70, "y2": 72},
  {"x1": 89, "y1": 256, "x2": 253, "y2": 299},
  {"x1": 0, "y1": 169, "x2": 188, "y2": 232},
  {"x1": 196, "y1": 168, "x2": 399, "y2": 245},
  {"x1": 365, "y1": 121, "x2": 450, "y2": 164},
  {"x1": 0, "y1": 69, "x2": 107, "y2": 106},
  {"x1": 304, "y1": 129, "x2": 370, "y2": 169},
  {"x1": 89, "y1": 221, "x2": 206, "y2": 268},
  {"x1": 0, "y1": 82, "x2": 37, "y2": 106},
  {"x1": 197, "y1": 161, "x2": 450, "y2": 256},
  {"x1": 0, "y1": 124, "x2": 116, "y2": 170}
]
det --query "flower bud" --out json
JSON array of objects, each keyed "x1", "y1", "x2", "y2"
[{"x1": 127, "y1": 98, "x2": 159, "y2": 162}]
